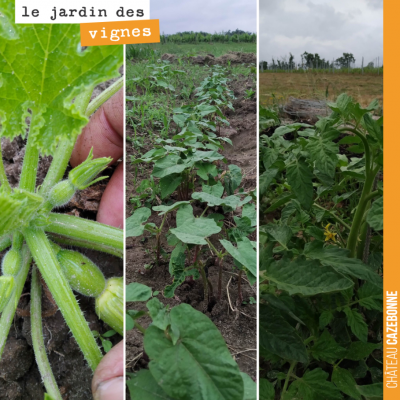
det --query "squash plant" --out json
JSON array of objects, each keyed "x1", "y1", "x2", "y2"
[
  {"x1": 259, "y1": 94, "x2": 383, "y2": 399},
  {"x1": 125, "y1": 282, "x2": 256, "y2": 400},
  {"x1": 127, "y1": 66, "x2": 256, "y2": 303},
  {"x1": 0, "y1": 3, "x2": 123, "y2": 399}
]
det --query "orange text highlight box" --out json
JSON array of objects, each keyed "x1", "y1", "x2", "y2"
[{"x1": 80, "y1": 19, "x2": 160, "y2": 46}]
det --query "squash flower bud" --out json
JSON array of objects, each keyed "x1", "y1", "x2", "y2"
[
  {"x1": 95, "y1": 277, "x2": 123, "y2": 335},
  {"x1": 69, "y1": 148, "x2": 111, "y2": 190}
]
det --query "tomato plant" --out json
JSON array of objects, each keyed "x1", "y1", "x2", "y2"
[
  {"x1": 259, "y1": 94, "x2": 383, "y2": 399},
  {"x1": 0, "y1": 2, "x2": 123, "y2": 398}
]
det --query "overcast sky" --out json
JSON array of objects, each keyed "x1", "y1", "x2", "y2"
[
  {"x1": 151, "y1": 0, "x2": 257, "y2": 34},
  {"x1": 260, "y1": 0, "x2": 383, "y2": 66}
]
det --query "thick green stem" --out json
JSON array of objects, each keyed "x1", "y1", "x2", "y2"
[
  {"x1": 40, "y1": 141, "x2": 75, "y2": 195},
  {"x1": 85, "y1": 77, "x2": 123, "y2": 117},
  {"x1": 48, "y1": 234, "x2": 122, "y2": 258},
  {"x1": 0, "y1": 236, "x2": 11, "y2": 253},
  {"x1": 281, "y1": 361, "x2": 297, "y2": 400},
  {"x1": 30, "y1": 266, "x2": 63, "y2": 400},
  {"x1": 134, "y1": 322, "x2": 146, "y2": 334},
  {"x1": 363, "y1": 190, "x2": 379, "y2": 203},
  {"x1": 0, "y1": 245, "x2": 31, "y2": 358},
  {"x1": 156, "y1": 214, "x2": 168, "y2": 266},
  {"x1": 0, "y1": 140, "x2": 11, "y2": 193},
  {"x1": 346, "y1": 170, "x2": 377, "y2": 257},
  {"x1": 45, "y1": 213, "x2": 123, "y2": 257},
  {"x1": 19, "y1": 136, "x2": 39, "y2": 192},
  {"x1": 40, "y1": 88, "x2": 95, "y2": 195},
  {"x1": 24, "y1": 228, "x2": 102, "y2": 371},
  {"x1": 339, "y1": 127, "x2": 371, "y2": 174}
]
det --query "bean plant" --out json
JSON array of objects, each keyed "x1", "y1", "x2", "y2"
[
  {"x1": 0, "y1": 3, "x2": 123, "y2": 399},
  {"x1": 259, "y1": 94, "x2": 383, "y2": 399},
  {"x1": 126, "y1": 64, "x2": 256, "y2": 304},
  {"x1": 125, "y1": 282, "x2": 256, "y2": 400}
]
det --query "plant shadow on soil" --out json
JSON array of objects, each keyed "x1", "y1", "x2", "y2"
[
  {"x1": 125, "y1": 52, "x2": 258, "y2": 380},
  {"x1": 0, "y1": 77, "x2": 123, "y2": 400}
]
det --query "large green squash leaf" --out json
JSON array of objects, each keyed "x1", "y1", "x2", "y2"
[
  {"x1": 144, "y1": 304, "x2": 244, "y2": 400},
  {"x1": 265, "y1": 256, "x2": 353, "y2": 296},
  {"x1": 0, "y1": 1, "x2": 123, "y2": 154}
]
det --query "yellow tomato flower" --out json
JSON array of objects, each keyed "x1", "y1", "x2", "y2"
[{"x1": 324, "y1": 223, "x2": 337, "y2": 242}]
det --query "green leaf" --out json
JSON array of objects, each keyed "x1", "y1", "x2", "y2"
[
  {"x1": 223, "y1": 164, "x2": 242, "y2": 195},
  {"x1": 287, "y1": 158, "x2": 313, "y2": 210},
  {"x1": 311, "y1": 330, "x2": 346, "y2": 364},
  {"x1": 203, "y1": 181, "x2": 224, "y2": 198},
  {"x1": 127, "y1": 370, "x2": 174, "y2": 399},
  {"x1": 242, "y1": 203, "x2": 256, "y2": 226},
  {"x1": 260, "y1": 168, "x2": 278, "y2": 197},
  {"x1": 356, "y1": 384, "x2": 383, "y2": 400},
  {"x1": 358, "y1": 282, "x2": 383, "y2": 311},
  {"x1": 332, "y1": 366, "x2": 361, "y2": 400},
  {"x1": 44, "y1": 395, "x2": 56, "y2": 400},
  {"x1": 145, "y1": 304, "x2": 244, "y2": 400},
  {"x1": 220, "y1": 238, "x2": 256, "y2": 278},
  {"x1": 0, "y1": 4, "x2": 123, "y2": 154},
  {"x1": 146, "y1": 298, "x2": 170, "y2": 331},
  {"x1": 152, "y1": 154, "x2": 192, "y2": 178},
  {"x1": 196, "y1": 162, "x2": 218, "y2": 180},
  {"x1": 259, "y1": 304, "x2": 308, "y2": 363},
  {"x1": 366, "y1": 197, "x2": 383, "y2": 231},
  {"x1": 126, "y1": 208, "x2": 151, "y2": 238},
  {"x1": 126, "y1": 282, "x2": 152, "y2": 302},
  {"x1": 304, "y1": 241, "x2": 382, "y2": 288},
  {"x1": 261, "y1": 294, "x2": 305, "y2": 325},
  {"x1": 265, "y1": 256, "x2": 353, "y2": 296},
  {"x1": 241, "y1": 373, "x2": 256, "y2": 400},
  {"x1": 170, "y1": 217, "x2": 221, "y2": 245},
  {"x1": 192, "y1": 191, "x2": 251, "y2": 209},
  {"x1": 262, "y1": 148, "x2": 279, "y2": 170},
  {"x1": 345, "y1": 341, "x2": 382, "y2": 361},
  {"x1": 259, "y1": 379, "x2": 275, "y2": 400},
  {"x1": 260, "y1": 224, "x2": 292, "y2": 249},
  {"x1": 160, "y1": 174, "x2": 182, "y2": 199},
  {"x1": 153, "y1": 201, "x2": 191, "y2": 215},
  {"x1": 0, "y1": 191, "x2": 44, "y2": 236},
  {"x1": 306, "y1": 133, "x2": 339, "y2": 180},
  {"x1": 344, "y1": 307, "x2": 368, "y2": 342},
  {"x1": 284, "y1": 368, "x2": 342, "y2": 400},
  {"x1": 319, "y1": 311, "x2": 334, "y2": 330}
]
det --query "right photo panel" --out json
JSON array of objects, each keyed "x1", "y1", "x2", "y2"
[{"x1": 259, "y1": 0, "x2": 383, "y2": 399}]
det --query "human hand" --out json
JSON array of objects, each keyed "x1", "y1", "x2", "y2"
[
  {"x1": 92, "y1": 341, "x2": 124, "y2": 400},
  {"x1": 71, "y1": 88, "x2": 124, "y2": 228}
]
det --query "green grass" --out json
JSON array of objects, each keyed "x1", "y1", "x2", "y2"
[{"x1": 127, "y1": 42, "x2": 256, "y2": 60}]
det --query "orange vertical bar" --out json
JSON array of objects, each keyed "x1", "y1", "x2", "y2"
[{"x1": 384, "y1": 0, "x2": 399, "y2": 398}]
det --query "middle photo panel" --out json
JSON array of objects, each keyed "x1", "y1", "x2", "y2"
[{"x1": 124, "y1": 1, "x2": 258, "y2": 398}]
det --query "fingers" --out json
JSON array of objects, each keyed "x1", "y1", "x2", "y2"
[
  {"x1": 71, "y1": 88, "x2": 124, "y2": 167},
  {"x1": 97, "y1": 162, "x2": 124, "y2": 228},
  {"x1": 92, "y1": 341, "x2": 124, "y2": 400}
]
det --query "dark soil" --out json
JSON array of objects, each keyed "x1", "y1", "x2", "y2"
[
  {"x1": 161, "y1": 51, "x2": 257, "y2": 66},
  {"x1": 125, "y1": 70, "x2": 257, "y2": 380},
  {"x1": 0, "y1": 75, "x2": 123, "y2": 400}
]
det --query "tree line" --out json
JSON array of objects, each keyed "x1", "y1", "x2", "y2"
[{"x1": 160, "y1": 29, "x2": 257, "y2": 44}]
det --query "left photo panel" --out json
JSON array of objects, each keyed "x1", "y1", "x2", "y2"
[{"x1": 0, "y1": 2, "x2": 124, "y2": 399}]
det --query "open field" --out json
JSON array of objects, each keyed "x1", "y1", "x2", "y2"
[
  {"x1": 260, "y1": 72, "x2": 383, "y2": 109},
  {"x1": 127, "y1": 42, "x2": 256, "y2": 58}
]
